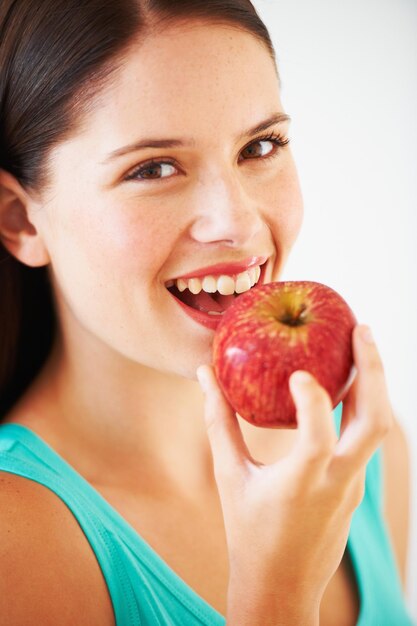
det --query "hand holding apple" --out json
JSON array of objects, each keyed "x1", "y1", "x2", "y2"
[
  {"x1": 198, "y1": 319, "x2": 393, "y2": 621},
  {"x1": 212, "y1": 280, "x2": 357, "y2": 428}
]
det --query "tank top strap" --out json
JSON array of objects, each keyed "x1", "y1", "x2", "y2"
[{"x1": 0, "y1": 424, "x2": 141, "y2": 625}]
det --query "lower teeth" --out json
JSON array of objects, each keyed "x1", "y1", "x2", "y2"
[{"x1": 207, "y1": 311, "x2": 224, "y2": 316}]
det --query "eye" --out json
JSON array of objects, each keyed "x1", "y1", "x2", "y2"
[
  {"x1": 239, "y1": 132, "x2": 290, "y2": 162},
  {"x1": 124, "y1": 132, "x2": 290, "y2": 183},
  {"x1": 125, "y1": 161, "x2": 177, "y2": 182}
]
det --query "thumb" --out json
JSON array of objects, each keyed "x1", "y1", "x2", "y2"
[
  {"x1": 196, "y1": 364, "x2": 251, "y2": 480},
  {"x1": 288, "y1": 370, "x2": 337, "y2": 462}
]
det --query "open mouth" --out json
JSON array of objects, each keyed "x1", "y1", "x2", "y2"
[{"x1": 166, "y1": 262, "x2": 267, "y2": 318}]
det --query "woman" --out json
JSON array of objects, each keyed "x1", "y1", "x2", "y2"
[{"x1": 0, "y1": 1, "x2": 413, "y2": 624}]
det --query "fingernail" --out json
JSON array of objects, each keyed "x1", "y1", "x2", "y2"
[
  {"x1": 196, "y1": 366, "x2": 209, "y2": 392},
  {"x1": 360, "y1": 325, "x2": 374, "y2": 344},
  {"x1": 290, "y1": 370, "x2": 311, "y2": 387}
]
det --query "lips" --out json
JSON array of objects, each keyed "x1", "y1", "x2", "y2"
[
  {"x1": 166, "y1": 260, "x2": 269, "y2": 330},
  {"x1": 167, "y1": 255, "x2": 268, "y2": 282}
]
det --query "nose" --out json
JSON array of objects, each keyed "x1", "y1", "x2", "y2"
[{"x1": 189, "y1": 169, "x2": 264, "y2": 248}]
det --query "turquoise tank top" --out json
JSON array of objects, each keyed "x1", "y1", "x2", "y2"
[{"x1": 0, "y1": 403, "x2": 414, "y2": 626}]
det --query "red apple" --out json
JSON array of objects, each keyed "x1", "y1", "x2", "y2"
[{"x1": 212, "y1": 281, "x2": 357, "y2": 428}]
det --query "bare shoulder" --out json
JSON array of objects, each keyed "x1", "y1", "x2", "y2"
[
  {"x1": 0, "y1": 471, "x2": 115, "y2": 626},
  {"x1": 381, "y1": 416, "x2": 411, "y2": 589}
]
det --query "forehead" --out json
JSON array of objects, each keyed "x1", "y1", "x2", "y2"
[{"x1": 81, "y1": 22, "x2": 282, "y2": 149}]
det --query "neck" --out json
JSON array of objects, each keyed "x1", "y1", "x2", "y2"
[
  {"x1": 12, "y1": 334, "x2": 217, "y2": 498},
  {"x1": 9, "y1": 330, "x2": 297, "y2": 500}
]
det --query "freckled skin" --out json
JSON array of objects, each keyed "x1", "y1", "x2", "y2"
[
  {"x1": 2, "y1": 21, "x2": 305, "y2": 492},
  {"x1": 31, "y1": 23, "x2": 303, "y2": 382}
]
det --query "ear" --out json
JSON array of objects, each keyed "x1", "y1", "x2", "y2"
[{"x1": 0, "y1": 169, "x2": 50, "y2": 267}]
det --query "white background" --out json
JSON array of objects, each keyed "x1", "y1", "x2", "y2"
[{"x1": 253, "y1": 0, "x2": 417, "y2": 620}]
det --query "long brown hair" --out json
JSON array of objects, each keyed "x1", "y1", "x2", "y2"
[{"x1": 0, "y1": 0, "x2": 278, "y2": 418}]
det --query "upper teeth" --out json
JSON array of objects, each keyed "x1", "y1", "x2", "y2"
[{"x1": 167, "y1": 265, "x2": 262, "y2": 296}]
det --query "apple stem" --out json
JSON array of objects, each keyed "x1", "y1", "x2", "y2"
[{"x1": 281, "y1": 303, "x2": 307, "y2": 327}]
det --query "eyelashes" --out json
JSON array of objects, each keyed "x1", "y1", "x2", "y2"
[
  {"x1": 239, "y1": 131, "x2": 290, "y2": 161},
  {"x1": 124, "y1": 132, "x2": 290, "y2": 183}
]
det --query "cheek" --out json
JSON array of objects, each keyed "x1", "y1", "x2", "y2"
[
  {"x1": 279, "y1": 193, "x2": 304, "y2": 247},
  {"x1": 59, "y1": 203, "x2": 170, "y2": 278},
  {"x1": 46, "y1": 201, "x2": 172, "y2": 328},
  {"x1": 265, "y1": 160, "x2": 304, "y2": 249}
]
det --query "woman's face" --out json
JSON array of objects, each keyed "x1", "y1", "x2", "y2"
[{"x1": 35, "y1": 22, "x2": 304, "y2": 379}]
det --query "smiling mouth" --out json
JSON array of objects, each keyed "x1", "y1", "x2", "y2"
[{"x1": 166, "y1": 261, "x2": 268, "y2": 314}]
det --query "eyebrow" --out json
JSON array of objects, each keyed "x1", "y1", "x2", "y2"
[{"x1": 101, "y1": 112, "x2": 291, "y2": 164}]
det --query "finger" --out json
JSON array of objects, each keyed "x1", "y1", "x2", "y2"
[
  {"x1": 287, "y1": 371, "x2": 338, "y2": 467},
  {"x1": 332, "y1": 324, "x2": 394, "y2": 473},
  {"x1": 196, "y1": 365, "x2": 252, "y2": 481},
  {"x1": 337, "y1": 371, "x2": 358, "y2": 439}
]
